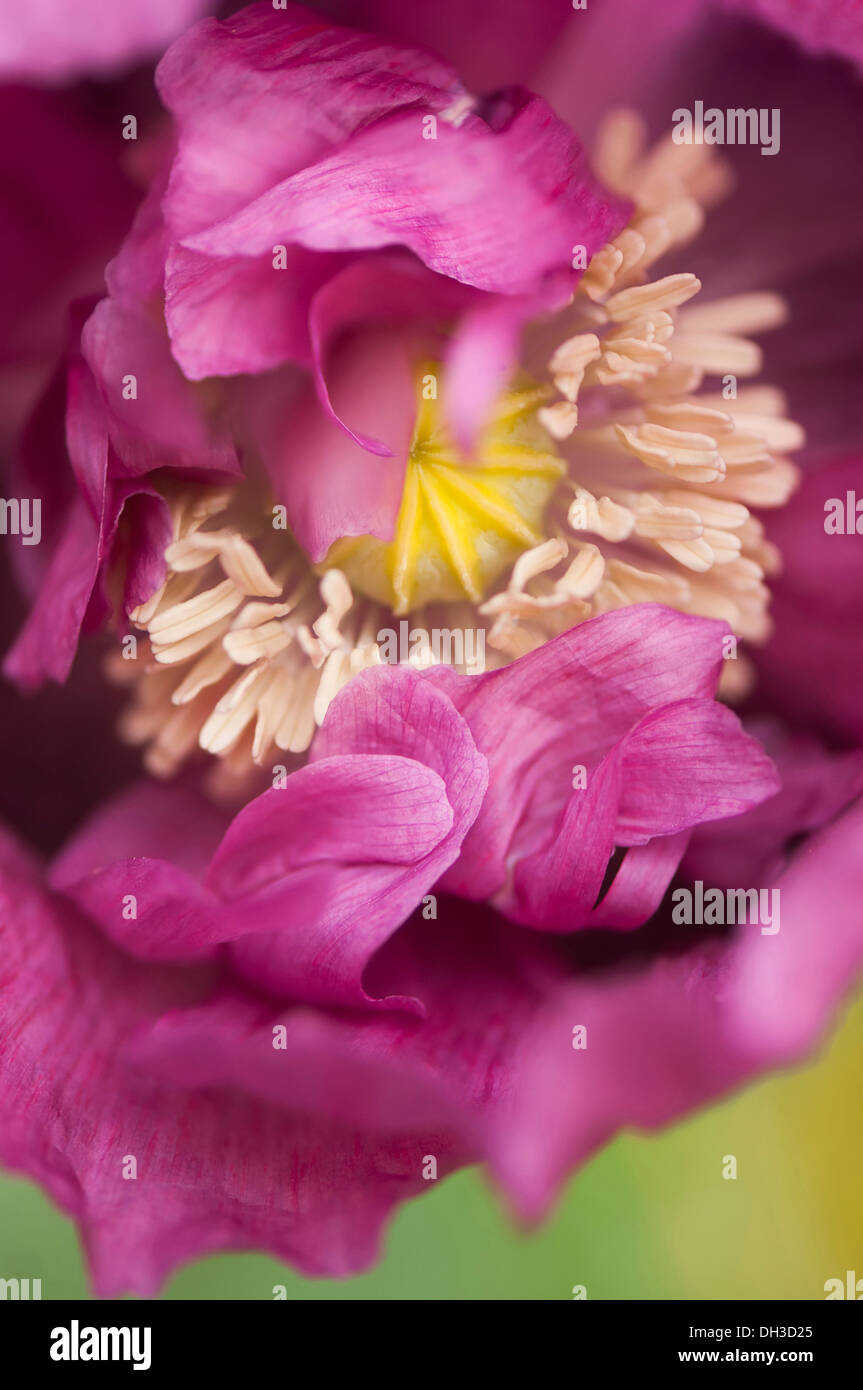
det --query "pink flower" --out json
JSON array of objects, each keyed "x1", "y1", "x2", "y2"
[{"x1": 2, "y1": 0, "x2": 863, "y2": 1295}]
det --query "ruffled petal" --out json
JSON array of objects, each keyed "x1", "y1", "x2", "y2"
[
  {"x1": 156, "y1": 2, "x2": 468, "y2": 239},
  {"x1": 211, "y1": 755, "x2": 453, "y2": 1006},
  {"x1": 430, "y1": 605, "x2": 729, "y2": 899},
  {"x1": 129, "y1": 991, "x2": 474, "y2": 1137},
  {"x1": 185, "y1": 91, "x2": 627, "y2": 298},
  {"x1": 3, "y1": 475, "x2": 172, "y2": 691},
  {"x1": 222, "y1": 672, "x2": 487, "y2": 1005},
  {"x1": 0, "y1": 0, "x2": 212, "y2": 83},
  {"x1": 306, "y1": 254, "x2": 475, "y2": 452},
  {"x1": 613, "y1": 699, "x2": 779, "y2": 844},
  {"x1": 164, "y1": 244, "x2": 334, "y2": 380}
]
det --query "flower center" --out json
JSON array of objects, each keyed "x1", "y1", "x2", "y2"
[
  {"x1": 325, "y1": 369, "x2": 564, "y2": 614},
  {"x1": 110, "y1": 110, "x2": 803, "y2": 791}
]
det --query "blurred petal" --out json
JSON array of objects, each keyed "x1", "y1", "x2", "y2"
[
  {"x1": 722, "y1": 0, "x2": 863, "y2": 71},
  {"x1": 338, "y1": 0, "x2": 572, "y2": 94},
  {"x1": 2, "y1": 497, "x2": 99, "y2": 688},
  {"x1": 0, "y1": 0, "x2": 213, "y2": 82},
  {"x1": 753, "y1": 456, "x2": 863, "y2": 744},
  {"x1": 252, "y1": 329, "x2": 416, "y2": 562},
  {"x1": 686, "y1": 723, "x2": 863, "y2": 887},
  {"x1": 224, "y1": 672, "x2": 486, "y2": 1005},
  {"x1": 726, "y1": 797, "x2": 863, "y2": 1060},
  {"x1": 51, "y1": 780, "x2": 228, "y2": 882}
]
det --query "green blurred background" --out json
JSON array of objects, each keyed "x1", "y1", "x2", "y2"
[{"x1": 3, "y1": 988, "x2": 861, "y2": 1300}]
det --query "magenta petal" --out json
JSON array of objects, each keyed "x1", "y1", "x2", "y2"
[
  {"x1": 614, "y1": 699, "x2": 780, "y2": 845},
  {"x1": 5, "y1": 477, "x2": 174, "y2": 692},
  {"x1": 722, "y1": 0, "x2": 863, "y2": 72},
  {"x1": 49, "y1": 783, "x2": 232, "y2": 962},
  {"x1": 511, "y1": 743, "x2": 621, "y2": 930},
  {"x1": 685, "y1": 725, "x2": 863, "y2": 889},
  {"x1": 2, "y1": 497, "x2": 99, "y2": 689},
  {"x1": 311, "y1": 665, "x2": 489, "y2": 836},
  {"x1": 253, "y1": 332, "x2": 417, "y2": 561},
  {"x1": 51, "y1": 781, "x2": 229, "y2": 883},
  {"x1": 726, "y1": 798, "x2": 863, "y2": 1062},
  {"x1": 105, "y1": 163, "x2": 173, "y2": 309},
  {"x1": 81, "y1": 298, "x2": 240, "y2": 477},
  {"x1": 184, "y1": 93, "x2": 627, "y2": 297},
  {"x1": 156, "y1": 3, "x2": 467, "y2": 239},
  {"x1": 219, "y1": 668, "x2": 488, "y2": 1005},
  {"x1": 483, "y1": 944, "x2": 741, "y2": 1219},
  {"x1": 54, "y1": 858, "x2": 223, "y2": 963},
  {"x1": 307, "y1": 254, "x2": 475, "y2": 454},
  {"x1": 129, "y1": 992, "x2": 472, "y2": 1136},
  {"x1": 209, "y1": 757, "x2": 452, "y2": 894},
  {"x1": 359, "y1": 904, "x2": 734, "y2": 1222},
  {"x1": 342, "y1": 0, "x2": 572, "y2": 94},
  {"x1": 537, "y1": 0, "x2": 705, "y2": 145},
  {"x1": 0, "y1": 864, "x2": 443, "y2": 1295},
  {"x1": 66, "y1": 350, "x2": 109, "y2": 523},
  {"x1": 207, "y1": 750, "x2": 462, "y2": 1008},
  {"x1": 0, "y1": 0, "x2": 212, "y2": 83},
  {"x1": 754, "y1": 457, "x2": 863, "y2": 745},
  {"x1": 0, "y1": 86, "x2": 138, "y2": 443},
  {"x1": 588, "y1": 831, "x2": 693, "y2": 931},
  {"x1": 443, "y1": 294, "x2": 535, "y2": 452},
  {"x1": 116, "y1": 489, "x2": 173, "y2": 614},
  {"x1": 0, "y1": 824, "x2": 43, "y2": 882},
  {"x1": 165, "y1": 244, "x2": 334, "y2": 380},
  {"x1": 505, "y1": 696, "x2": 775, "y2": 933}
]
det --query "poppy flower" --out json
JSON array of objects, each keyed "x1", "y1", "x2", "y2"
[{"x1": 1, "y1": 0, "x2": 862, "y2": 1296}]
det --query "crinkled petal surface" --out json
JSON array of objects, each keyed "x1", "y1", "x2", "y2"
[{"x1": 156, "y1": 2, "x2": 469, "y2": 239}]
